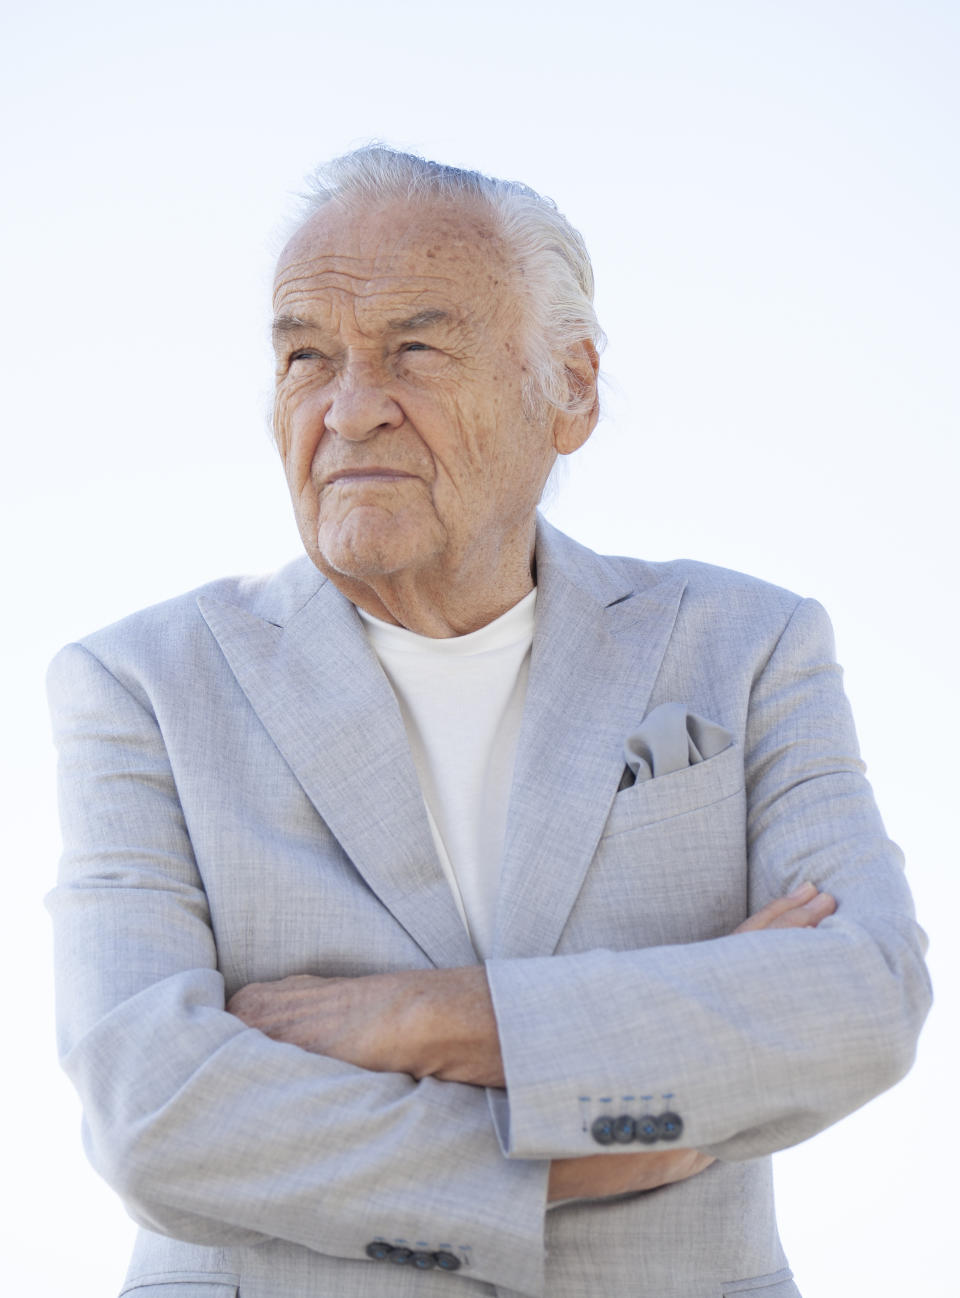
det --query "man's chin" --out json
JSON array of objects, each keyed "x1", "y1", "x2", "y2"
[{"x1": 313, "y1": 516, "x2": 441, "y2": 585}]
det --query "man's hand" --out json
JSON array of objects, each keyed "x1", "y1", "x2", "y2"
[
  {"x1": 732, "y1": 879, "x2": 837, "y2": 934},
  {"x1": 547, "y1": 1146, "x2": 717, "y2": 1201},
  {"x1": 227, "y1": 964, "x2": 505, "y2": 1087}
]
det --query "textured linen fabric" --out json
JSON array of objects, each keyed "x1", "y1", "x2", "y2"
[{"x1": 46, "y1": 517, "x2": 931, "y2": 1298}]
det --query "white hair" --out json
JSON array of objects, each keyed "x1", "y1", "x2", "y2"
[{"x1": 295, "y1": 145, "x2": 605, "y2": 419}]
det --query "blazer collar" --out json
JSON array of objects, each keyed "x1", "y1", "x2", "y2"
[
  {"x1": 489, "y1": 520, "x2": 687, "y2": 958},
  {"x1": 198, "y1": 570, "x2": 478, "y2": 971},
  {"x1": 198, "y1": 520, "x2": 686, "y2": 968}
]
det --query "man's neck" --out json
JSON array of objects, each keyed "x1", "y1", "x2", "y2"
[{"x1": 321, "y1": 543, "x2": 537, "y2": 638}]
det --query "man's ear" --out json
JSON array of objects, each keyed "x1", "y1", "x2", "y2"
[{"x1": 552, "y1": 339, "x2": 600, "y2": 455}]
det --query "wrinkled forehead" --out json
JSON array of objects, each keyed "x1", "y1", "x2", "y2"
[{"x1": 272, "y1": 197, "x2": 516, "y2": 323}]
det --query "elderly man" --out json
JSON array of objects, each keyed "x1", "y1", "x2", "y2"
[{"x1": 48, "y1": 147, "x2": 930, "y2": 1298}]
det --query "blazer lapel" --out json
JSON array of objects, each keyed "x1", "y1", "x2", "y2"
[
  {"x1": 197, "y1": 574, "x2": 478, "y2": 970},
  {"x1": 491, "y1": 522, "x2": 687, "y2": 959}
]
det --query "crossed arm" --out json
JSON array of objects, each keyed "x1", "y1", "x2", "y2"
[{"x1": 228, "y1": 881, "x2": 837, "y2": 1201}]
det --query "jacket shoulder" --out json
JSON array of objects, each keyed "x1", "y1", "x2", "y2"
[
  {"x1": 49, "y1": 556, "x2": 323, "y2": 688},
  {"x1": 537, "y1": 517, "x2": 806, "y2": 625},
  {"x1": 616, "y1": 555, "x2": 822, "y2": 661},
  {"x1": 621, "y1": 554, "x2": 803, "y2": 613}
]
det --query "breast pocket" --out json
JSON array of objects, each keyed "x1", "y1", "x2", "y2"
[
  {"x1": 558, "y1": 745, "x2": 748, "y2": 953},
  {"x1": 602, "y1": 742, "x2": 745, "y2": 838}
]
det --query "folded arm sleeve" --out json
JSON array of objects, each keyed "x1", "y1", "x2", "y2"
[
  {"x1": 485, "y1": 598, "x2": 931, "y2": 1161},
  {"x1": 47, "y1": 642, "x2": 548, "y2": 1297}
]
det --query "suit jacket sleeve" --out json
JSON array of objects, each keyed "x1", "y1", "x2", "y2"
[
  {"x1": 485, "y1": 597, "x2": 931, "y2": 1161},
  {"x1": 47, "y1": 641, "x2": 549, "y2": 1298}
]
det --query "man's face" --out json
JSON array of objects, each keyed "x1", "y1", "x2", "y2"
[{"x1": 272, "y1": 198, "x2": 576, "y2": 593}]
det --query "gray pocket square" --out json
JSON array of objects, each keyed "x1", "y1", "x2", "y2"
[{"x1": 619, "y1": 702, "x2": 734, "y2": 790}]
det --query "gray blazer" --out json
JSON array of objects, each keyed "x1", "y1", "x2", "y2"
[{"x1": 47, "y1": 519, "x2": 930, "y2": 1298}]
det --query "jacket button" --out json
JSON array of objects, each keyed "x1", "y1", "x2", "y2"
[
  {"x1": 656, "y1": 1112, "x2": 683, "y2": 1141},
  {"x1": 613, "y1": 1114, "x2": 636, "y2": 1143},
  {"x1": 591, "y1": 1115, "x2": 616, "y2": 1144},
  {"x1": 410, "y1": 1251, "x2": 436, "y2": 1269},
  {"x1": 365, "y1": 1241, "x2": 392, "y2": 1261},
  {"x1": 387, "y1": 1247, "x2": 413, "y2": 1264},
  {"x1": 635, "y1": 1114, "x2": 659, "y2": 1144},
  {"x1": 434, "y1": 1252, "x2": 461, "y2": 1271}
]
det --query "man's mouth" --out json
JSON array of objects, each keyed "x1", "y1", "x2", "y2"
[{"x1": 324, "y1": 468, "x2": 416, "y2": 485}]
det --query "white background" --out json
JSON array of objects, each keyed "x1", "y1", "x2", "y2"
[{"x1": 2, "y1": 1, "x2": 956, "y2": 1294}]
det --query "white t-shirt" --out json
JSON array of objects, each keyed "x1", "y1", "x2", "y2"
[{"x1": 358, "y1": 590, "x2": 537, "y2": 958}]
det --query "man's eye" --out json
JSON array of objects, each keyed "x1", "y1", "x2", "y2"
[
  {"x1": 401, "y1": 342, "x2": 430, "y2": 352},
  {"x1": 289, "y1": 349, "x2": 321, "y2": 363}
]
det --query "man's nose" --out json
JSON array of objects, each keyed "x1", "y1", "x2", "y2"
[{"x1": 324, "y1": 365, "x2": 404, "y2": 442}]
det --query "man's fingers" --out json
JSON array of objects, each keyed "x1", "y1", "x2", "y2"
[
  {"x1": 733, "y1": 884, "x2": 837, "y2": 934},
  {"x1": 548, "y1": 1148, "x2": 716, "y2": 1201},
  {"x1": 769, "y1": 891, "x2": 836, "y2": 928},
  {"x1": 733, "y1": 883, "x2": 814, "y2": 933}
]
